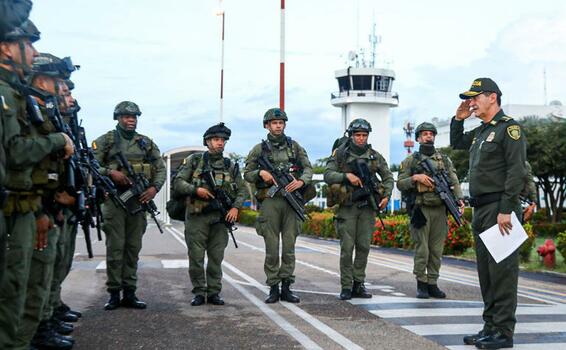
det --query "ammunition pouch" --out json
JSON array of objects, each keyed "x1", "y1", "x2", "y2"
[
  {"x1": 166, "y1": 196, "x2": 187, "y2": 221},
  {"x1": 4, "y1": 192, "x2": 41, "y2": 216},
  {"x1": 326, "y1": 184, "x2": 350, "y2": 207},
  {"x1": 300, "y1": 183, "x2": 317, "y2": 203},
  {"x1": 187, "y1": 197, "x2": 210, "y2": 215},
  {"x1": 254, "y1": 188, "x2": 269, "y2": 202}
]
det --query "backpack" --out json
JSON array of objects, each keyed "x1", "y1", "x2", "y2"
[{"x1": 166, "y1": 154, "x2": 202, "y2": 221}]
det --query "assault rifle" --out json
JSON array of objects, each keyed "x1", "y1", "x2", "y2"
[
  {"x1": 258, "y1": 141, "x2": 307, "y2": 222},
  {"x1": 201, "y1": 164, "x2": 239, "y2": 248},
  {"x1": 420, "y1": 158, "x2": 463, "y2": 226},
  {"x1": 115, "y1": 151, "x2": 163, "y2": 233},
  {"x1": 349, "y1": 158, "x2": 385, "y2": 227}
]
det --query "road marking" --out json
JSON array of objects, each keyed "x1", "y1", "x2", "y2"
[
  {"x1": 370, "y1": 306, "x2": 566, "y2": 318},
  {"x1": 161, "y1": 259, "x2": 188, "y2": 269},
  {"x1": 405, "y1": 321, "x2": 566, "y2": 336},
  {"x1": 223, "y1": 273, "x2": 323, "y2": 350},
  {"x1": 447, "y1": 344, "x2": 566, "y2": 350},
  {"x1": 96, "y1": 261, "x2": 106, "y2": 270},
  {"x1": 167, "y1": 226, "x2": 363, "y2": 350}
]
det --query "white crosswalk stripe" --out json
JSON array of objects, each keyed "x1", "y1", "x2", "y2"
[{"x1": 350, "y1": 295, "x2": 566, "y2": 348}]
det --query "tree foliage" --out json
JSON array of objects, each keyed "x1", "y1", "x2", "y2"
[
  {"x1": 522, "y1": 118, "x2": 566, "y2": 223},
  {"x1": 437, "y1": 146, "x2": 470, "y2": 182}
]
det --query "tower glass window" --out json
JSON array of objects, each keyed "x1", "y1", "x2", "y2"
[{"x1": 352, "y1": 75, "x2": 372, "y2": 90}]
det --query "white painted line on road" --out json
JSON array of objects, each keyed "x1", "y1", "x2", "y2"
[
  {"x1": 167, "y1": 227, "x2": 187, "y2": 248},
  {"x1": 447, "y1": 344, "x2": 566, "y2": 350},
  {"x1": 222, "y1": 261, "x2": 365, "y2": 350},
  {"x1": 96, "y1": 261, "x2": 106, "y2": 270},
  {"x1": 161, "y1": 259, "x2": 189, "y2": 269},
  {"x1": 364, "y1": 285, "x2": 394, "y2": 290},
  {"x1": 348, "y1": 295, "x2": 484, "y2": 305},
  {"x1": 405, "y1": 321, "x2": 566, "y2": 336},
  {"x1": 371, "y1": 305, "x2": 566, "y2": 319},
  {"x1": 223, "y1": 273, "x2": 323, "y2": 350},
  {"x1": 292, "y1": 289, "x2": 340, "y2": 297},
  {"x1": 391, "y1": 292, "x2": 406, "y2": 296}
]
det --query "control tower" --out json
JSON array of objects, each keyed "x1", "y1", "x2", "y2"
[{"x1": 330, "y1": 24, "x2": 399, "y2": 163}]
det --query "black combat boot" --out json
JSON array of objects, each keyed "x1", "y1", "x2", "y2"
[
  {"x1": 207, "y1": 294, "x2": 225, "y2": 305},
  {"x1": 351, "y1": 281, "x2": 372, "y2": 298},
  {"x1": 58, "y1": 302, "x2": 82, "y2": 318},
  {"x1": 474, "y1": 330, "x2": 513, "y2": 349},
  {"x1": 428, "y1": 283, "x2": 446, "y2": 299},
  {"x1": 53, "y1": 309, "x2": 79, "y2": 323},
  {"x1": 104, "y1": 290, "x2": 121, "y2": 310},
  {"x1": 121, "y1": 289, "x2": 147, "y2": 309},
  {"x1": 280, "y1": 280, "x2": 300, "y2": 303},
  {"x1": 265, "y1": 284, "x2": 280, "y2": 304},
  {"x1": 463, "y1": 329, "x2": 493, "y2": 345},
  {"x1": 48, "y1": 317, "x2": 73, "y2": 335},
  {"x1": 416, "y1": 280, "x2": 429, "y2": 299},
  {"x1": 339, "y1": 289, "x2": 352, "y2": 300},
  {"x1": 32, "y1": 320, "x2": 74, "y2": 350},
  {"x1": 191, "y1": 295, "x2": 205, "y2": 306}
]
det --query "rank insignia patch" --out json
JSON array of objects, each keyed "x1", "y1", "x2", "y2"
[
  {"x1": 507, "y1": 125, "x2": 521, "y2": 140},
  {"x1": 486, "y1": 132, "x2": 496, "y2": 142}
]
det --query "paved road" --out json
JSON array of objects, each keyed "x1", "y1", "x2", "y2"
[{"x1": 62, "y1": 221, "x2": 566, "y2": 349}]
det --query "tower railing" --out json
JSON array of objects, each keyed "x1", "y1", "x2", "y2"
[{"x1": 331, "y1": 90, "x2": 399, "y2": 100}]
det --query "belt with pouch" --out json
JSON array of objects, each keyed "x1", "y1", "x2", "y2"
[{"x1": 469, "y1": 192, "x2": 502, "y2": 208}]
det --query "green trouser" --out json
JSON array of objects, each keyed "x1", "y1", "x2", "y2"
[
  {"x1": 13, "y1": 224, "x2": 59, "y2": 350},
  {"x1": 411, "y1": 205, "x2": 448, "y2": 284},
  {"x1": 473, "y1": 201, "x2": 521, "y2": 338},
  {"x1": 0, "y1": 211, "x2": 36, "y2": 349},
  {"x1": 102, "y1": 200, "x2": 147, "y2": 292},
  {"x1": 184, "y1": 211, "x2": 229, "y2": 296},
  {"x1": 0, "y1": 211, "x2": 5, "y2": 286},
  {"x1": 46, "y1": 211, "x2": 77, "y2": 317},
  {"x1": 255, "y1": 197, "x2": 300, "y2": 286},
  {"x1": 335, "y1": 205, "x2": 375, "y2": 289}
]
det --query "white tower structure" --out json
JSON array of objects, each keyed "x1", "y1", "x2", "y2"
[{"x1": 331, "y1": 23, "x2": 398, "y2": 163}]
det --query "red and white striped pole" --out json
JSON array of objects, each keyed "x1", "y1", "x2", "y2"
[
  {"x1": 218, "y1": 1, "x2": 225, "y2": 122},
  {"x1": 279, "y1": 0, "x2": 285, "y2": 111}
]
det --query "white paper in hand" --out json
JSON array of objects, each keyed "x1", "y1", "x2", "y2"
[{"x1": 479, "y1": 212, "x2": 528, "y2": 263}]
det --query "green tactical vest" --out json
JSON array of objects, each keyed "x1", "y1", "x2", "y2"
[
  {"x1": 410, "y1": 151, "x2": 448, "y2": 207},
  {"x1": 100, "y1": 129, "x2": 155, "y2": 180}
]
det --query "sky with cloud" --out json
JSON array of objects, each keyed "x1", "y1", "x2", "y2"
[{"x1": 31, "y1": 0, "x2": 566, "y2": 165}]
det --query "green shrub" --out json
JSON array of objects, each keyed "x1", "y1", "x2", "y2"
[
  {"x1": 444, "y1": 216, "x2": 474, "y2": 256},
  {"x1": 556, "y1": 231, "x2": 566, "y2": 261},
  {"x1": 238, "y1": 208, "x2": 258, "y2": 226},
  {"x1": 533, "y1": 223, "x2": 566, "y2": 238},
  {"x1": 372, "y1": 215, "x2": 412, "y2": 249},
  {"x1": 301, "y1": 211, "x2": 335, "y2": 238},
  {"x1": 519, "y1": 222, "x2": 536, "y2": 262}
]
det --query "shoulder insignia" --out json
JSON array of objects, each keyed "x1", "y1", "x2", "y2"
[
  {"x1": 182, "y1": 158, "x2": 187, "y2": 165},
  {"x1": 489, "y1": 120, "x2": 498, "y2": 126},
  {"x1": 507, "y1": 125, "x2": 521, "y2": 140},
  {"x1": 501, "y1": 116, "x2": 513, "y2": 121},
  {"x1": 92, "y1": 141, "x2": 97, "y2": 150},
  {"x1": 1, "y1": 96, "x2": 9, "y2": 111}
]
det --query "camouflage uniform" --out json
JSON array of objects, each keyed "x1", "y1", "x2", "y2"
[
  {"x1": 397, "y1": 122, "x2": 463, "y2": 299},
  {"x1": 173, "y1": 123, "x2": 246, "y2": 304},
  {"x1": 452, "y1": 78, "x2": 526, "y2": 345},
  {"x1": 324, "y1": 119, "x2": 393, "y2": 298},
  {"x1": 0, "y1": 27, "x2": 71, "y2": 348},
  {"x1": 93, "y1": 101, "x2": 165, "y2": 309},
  {"x1": 244, "y1": 108, "x2": 313, "y2": 303}
]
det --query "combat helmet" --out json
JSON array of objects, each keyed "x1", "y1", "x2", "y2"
[
  {"x1": 1, "y1": 19, "x2": 40, "y2": 43},
  {"x1": 347, "y1": 118, "x2": 372, "y2": 136},
  {"x1": 203, "y1": 122, "x2": 231, "y2": 146},
  {"x1": 31, "y1": 53, "x2": 78, "y2": 80},
  {"x1": 415, "y1": 122, "x2": 437, "y2": 140},
  {"x1": 263, "y1": 108, "x2": 288, "y2": 126},
  {"x1": 113, "y1": 101, "x2": 142, "y2": 120}
]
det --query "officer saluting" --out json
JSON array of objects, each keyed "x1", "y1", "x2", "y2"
[
  {"x1": 324, "y1": 118, "x2": 393, "y2": 300},
  {"x1": 93, "y1": 101, "x2": 166, "y2": 311},
  {"x1": 451, "y1": 78, "x2": 526, "y2": 349},
  {"x1": 173, "y1": 123, "x2": 246, "y2": 306},
  {"x1": 397, "y1": 122, "x2": 464, "y2": 299}
]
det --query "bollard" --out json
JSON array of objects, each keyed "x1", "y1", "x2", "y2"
[{"x1": 536, "y1": 239, "x2": 556, "y2": 269}]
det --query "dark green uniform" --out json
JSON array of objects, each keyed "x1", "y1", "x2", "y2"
[
  {"x1": 173, "y1": 151, "x2": 246, "y2": 298},
  {"x1": 451, "y1": 109, "x2": 526, "y2": 338},
  {"x1": 93, "y1": 126, "x2": 166, "y2": 294},
  {"x1": 244, "y1": 133, "x2": 313, "y2": 287},
  {"x1": 397, "y1": 150, "x2": 463, "y2": 287},
  {"x1": 0, "y1": 68, "x2": 67, "y2": 349},
  {"x1": 324, "y1": 143, "x2": 393, "y2": 291}
]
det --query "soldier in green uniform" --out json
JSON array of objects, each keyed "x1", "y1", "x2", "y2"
[
  {"x1": 324, "y1": 118, "x2": 393, "y2": 300},
  {"x1": 93, "y1": 101, "x2": 166, "y2": 310},
  {"x1": 397, "y1": 122, "x2": 464, "y2": 299},
  {"x1": 521, "y1": 161, "x2": 537, "y2": 222},
  {"x1": 14, "y1": 52, "x2": 77, "y2": 350},
  {"x1": 244, "y1": 108, "x2": 313, "y2": 304},
  {"x1": 451, "y1": 78, "x2": 526, "y2": 349},
  {"x1": 0, "y1": 21, "x2": 75, "y2": 349},
  {"x1": 173, "y1": 123, "x2": 246, "y2": 306}
]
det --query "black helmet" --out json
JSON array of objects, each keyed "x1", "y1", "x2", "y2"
[
  {"x1": 347, "y1": 118, "x2": 372, "y2": 136},
  {"x1": 203, "y1": 122, "x2": 231, "y2": 146},
  {"x1": 113, "y1": 101, "x2": 142, "y2": 120},
  {"x1": 2, "y1": 19, "x2": 40, "y2": 43},
  {"x1": 263, "y1": 108, "x2": 288, "y2": 126},
  {"x1": 415, "y1": 122, "x2": 437, "y2": 140}
]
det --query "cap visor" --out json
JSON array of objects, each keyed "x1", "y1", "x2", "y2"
[{"x1": 459, "y1": 91, "x2": 482, "y2": 99}]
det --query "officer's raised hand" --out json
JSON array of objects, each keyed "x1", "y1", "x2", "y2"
[
  {"x1": 109, "y1": 169, "x2": 131, "y2": 187},
  {"x1": 259, "y1": 170, "x2": 276, "y2": 185},
  {"x1": 196, "y1": 187, "x2": 215, "y2": 200},
  {"x1": 225, "y1": 208, "x2": 239, "y2": 223},
  {"x1": 139, "y1": 186, "x2": 157, "y2": 204},
  {"x1": 285, "y1": 175, "x2": 303, "y2": 193},
  {"x1": 35, "y1": 213, "x2": 54, "y2": 251},
  {"x1": 412, "y1": 173, "x2": 435, "y2": 188},
  {"x1": 346, "y1": 172, "x2": 362, "y2": 187},
  {"x1": 455, "y1": 100, "x2": 473, "y2": 121},
  {"x1": 61, "y1": 133, "x2": 75, "y2": 159}
]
